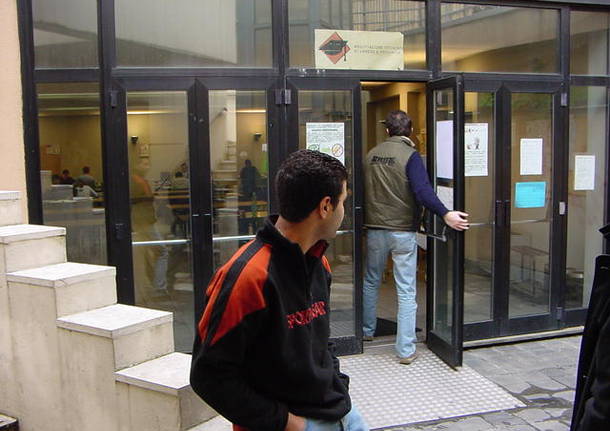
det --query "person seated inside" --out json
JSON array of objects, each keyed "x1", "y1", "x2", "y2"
[
  {"x1": 76, "y1": 166, "x2": 96, "y2": 188},
  {"x1": 59, "y1": 169, "x2": 75, "y2": 185},
  {"x1": 73, "y1": 180, "x2": 98, "y2": 198}
]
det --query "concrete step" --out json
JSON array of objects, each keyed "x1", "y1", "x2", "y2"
[
  {"x1": 0, "y1": 224, "x2": 66, "y2": 277},
  {"x1": 0, "y1": 226, "x2": 67, "y2": 421},
  {"x1": 0, "y1": 191, "x2": 21, "y2": 227},
  {"x1": 116, "y1": 352, "x2": 216, "y2": 431},
  {"x1": 55, "y1": 304, "x2": 174, "y2": 431},
  {"x1": 7, "y1": 262, "x2": 116, "y2": 317},
  {"x1": 0, "y1": 414, "x2": 18, "y2": 431},
  {"x1": 186, "y1": 416, "x2": 231, "y2": 431}
]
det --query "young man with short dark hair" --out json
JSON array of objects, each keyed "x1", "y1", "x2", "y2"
[{"x1": 191, "y1": 150, "x2": 368, "y2": 431}]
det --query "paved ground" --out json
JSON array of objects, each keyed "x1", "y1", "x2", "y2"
[{"x1": 380, "y1": 335, "x2": 581, "y2": 431}]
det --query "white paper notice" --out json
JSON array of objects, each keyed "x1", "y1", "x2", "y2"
[
  {"x1": 465, "y1": 123, "x2": 488, "y2": 177},
  {"x1": 306, "y1": 122, "x2": 345, "y2": 165},
  {"x1": 574, "y1": 155, "x2": 596, "y2": 191},
  {"x1": 435, "y1": 120, "x2": 453, "y2": 179},
  {"x1": 520, "y1": 138, "x2": 543, "y2": 175},
  {"x1": 436, "y1": 185, "x2": 454, "y2": 211}
]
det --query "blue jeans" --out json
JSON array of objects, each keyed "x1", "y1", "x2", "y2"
[
  {"x1": 363, "y1": 230, "x2": 418, "y2": 358},
  {"x1": 304, "y1": 405, "x2": 369, "y2": 431}
]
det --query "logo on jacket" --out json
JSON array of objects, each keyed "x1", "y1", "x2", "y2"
[
  {"x1": 318, "y1": 32, "x2": 350, "y2": 64},
  {"x1": 371, "y1": 155, "x2": 396, "y2": 166},
  {"x1": 286, "y1": 301, "x2": 327, "y2": 329}
]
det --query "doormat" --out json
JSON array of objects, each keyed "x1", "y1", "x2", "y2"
[
  {"x1": 340, "y1": 344, "x2": 524, "y2": 429},
  {"x1": 374, "y1": 318, "x2": 397, "y2": 336}
]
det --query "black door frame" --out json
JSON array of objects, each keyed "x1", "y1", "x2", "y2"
[
  {"x1": 461, "y1": 78, "x2": 567, "y2": 341},
  {"x1": 286, "y1": 76, "x2": 364, "y2": 355},
  {"x1": 425, "y1": 75, "x2": 465, "y2": 368}
]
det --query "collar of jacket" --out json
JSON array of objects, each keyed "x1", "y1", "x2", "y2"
[
  {"x1": 387, "y1": 135, "x2": 415, "y2": 148},
  {"x1": 259, "y1": 215, "x2": 329, "y2": 260}
]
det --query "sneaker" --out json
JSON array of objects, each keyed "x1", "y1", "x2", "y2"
[
  {"x1": 399, "y1": 352, "x2": 419, "y2": 365},
  {"x1": 362, "y1": 336, "x2": 374, "y2": 342}
]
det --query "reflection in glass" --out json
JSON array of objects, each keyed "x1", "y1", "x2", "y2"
[
  {"x1": 464, "y1": 92, "x2": 495, "y2": 323},
  {"x1": 210, "y1": 91, "x2": 269, "y2": 270},
  {"x1": 127, "y1": 91, "x2": 193, "y2": 352},
  {"x1": 509, "y1": 93, "x2": 552, "y2": 318},
  {"x1": 32, "y1": 0, "x2": 98, "y2": 68},
  {"x1": 37, "y1": 83, "x2": 107, "y2": 265},
  {"x1": 432, "y1": 88, "x2": 454, "y2": 341},
  {"x1": 115, "y1": 0, "x2": 272, "y2": 67},
  {"x1": 571, "y1": 11, "x2": 610, "y2": 75},
  {"x1": 298, "y1": 90, "x2": 355, "y2": 338},
  {"x1": 566, "y1": 87, "x2": 607, "y2": 309},
  {"x1": 289, "y1": 0, "x2": 426, "y2": 70},
  {"x1": 441, "y1": 4, "x2": 558, "y2": 73}
]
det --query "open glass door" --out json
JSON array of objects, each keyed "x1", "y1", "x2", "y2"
[{"x1": 426, "y1": 76, "x2": 465, "y2": 367}]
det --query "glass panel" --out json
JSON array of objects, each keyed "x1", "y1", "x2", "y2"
[
  {"x1": 566, "y1": 86, "x2": 607, "y2": 309},
  {"x1": 570, "y1": 11, "x2": 610, "y2": 75},
  {"x1": 432, "y1": 87, "x2": 455, "y2": 341},
  {"x1": 127, "y1": 91, "x2": 193, "y2": 352},
  {"x1": 115, "y1": 0, "x2": 272, "y2": 67},
  {"x1": 509, "y1": 93, "x2": 553, "y2": 318},
  {"x1": 441, "y1": 4, "x2": 559, "y2": 73},
  {"x1": 289, "y1": 0, "x2": 426, "y2": 70},
  {"x1": 298, "y1": 90, "x2": 354, "y2": 338},
  {"x1": 37, "y1": 83, "x2": 107, "y2": 265},
  {"x1": 32, "y1": 0, "x2": 98, "y2": 68},
  {"x1": 210, "y1": 91, "x2": 269, "y2": 270},
  {"x1": 464, "y1": 92, "x2": 495, "y2": 323}
]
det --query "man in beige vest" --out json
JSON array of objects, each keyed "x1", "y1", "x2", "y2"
[{"x1": 363, "y1": 110, "x2": 469, "y2": 364}]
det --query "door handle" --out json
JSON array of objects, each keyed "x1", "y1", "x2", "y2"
[{"x1": 495, "y1": 200, "x2": 503, "y2": 228}]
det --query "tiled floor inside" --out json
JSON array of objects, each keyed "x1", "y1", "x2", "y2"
[{"x1": 341, "y1": 341, "x2": 524, "y2": 430}]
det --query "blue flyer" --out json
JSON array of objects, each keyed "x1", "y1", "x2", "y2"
[{"x1": 515, "y1": 182, "x2": 546, "y2": 208}]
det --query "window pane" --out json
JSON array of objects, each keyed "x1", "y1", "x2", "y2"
[
  {"x1": 37, "y1": 83, "x2": 107, "y2": 265},
  {"x1": 566, "y1": 86, "x2": 607, "y2": 309},
  {"x1": 441, "y1": 4, "x2": 558, "y2": 73},
  {"x1": 289, "y1": 0, "x2": 426, "y2": 70},
  {"x1": 570, "y1": 11, "x2": 610, "y2": 75},
  {"x1": 32, "y1": 0, "x2": 98, "y2": 68},
  {"x1": 127, "y1": 91, "x2": 194, "y2": 352},
  {"x1": 464, "y1": 92, "x2": 495, "y2": 324},
  {"x1": 298, "y1": 90, "x2": 355, "y2": 338},
  {"x1": 210, "y1": 91, "x2": 269, "y2": 271},
  {"x1": 115, "y1": 0, "x2": 272, "y2": 67},
  {"x1": 509, "y1": 93, "x2": 553, "y2": 318}
]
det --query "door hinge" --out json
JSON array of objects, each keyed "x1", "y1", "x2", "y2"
[
  {"x1": 555, "y1": 306, "x2": 564, "y2": 321},
  {"x1": 275, "y1": 89, "x2": 292, "y2": 105},
  {"x1": 559, "y1": 201, "x2": 566, "y2": 215},
  {"x1": 109, "y1": 90, "x2": 118, "y2": 108},
  {"x1": 561, "y1": 92, "x2": 568, "y2": 107}
]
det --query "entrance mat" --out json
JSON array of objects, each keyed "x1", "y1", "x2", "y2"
[
  {"x1": 374, "y1": 318, "x2": 397, "y2": 337},
  {"x1": 340, "y1": 344, "x2": 524, "y2": 430}
]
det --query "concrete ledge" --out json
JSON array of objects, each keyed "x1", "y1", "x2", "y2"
[
  {"x1": 0, "y1": 224, "x2": 65, "y2": 244},
  {"x1": 0, "y1": 191, "x2": 20, "y2": 201},
  {"x1": 57, "y1": 304, "x2": 172, "y2": 338},
  {"x1": 186, "y1": 415, "x2": 230, "y2": 431},
  {"x1": 6, "y1": 262, "x2": 115, "y2": 288},
  {"x1": 116, "y1": 352, "x2": 192, "y2": 396}
]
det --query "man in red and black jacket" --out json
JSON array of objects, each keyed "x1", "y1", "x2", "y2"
[{"x1": 190, "y1": 150, "x2": 368, "y2": 431}]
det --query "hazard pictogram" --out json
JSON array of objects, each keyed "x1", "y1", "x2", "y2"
[{"x1": 318, "y1": 32, "x2": 350, "y2": 64}]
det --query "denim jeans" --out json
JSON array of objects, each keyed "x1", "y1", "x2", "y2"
[
  {"x1": 304, "y1": 405, "x2": 369, "y2": 431},
  {"x1": 363, "y1": 229, "x2": 418, "y2": 358}
]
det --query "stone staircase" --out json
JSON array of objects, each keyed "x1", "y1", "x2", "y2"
[{"x1": 0, "y1": 191, "x2": 231, "y2": 431}]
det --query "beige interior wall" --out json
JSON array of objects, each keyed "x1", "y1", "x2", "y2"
[{"x1": 0, "y1": 0, "x2": 27, "y2": 221}]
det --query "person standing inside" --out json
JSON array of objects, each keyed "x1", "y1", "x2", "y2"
[
  {"x1": 59, "y1": 169, "x2": 75, "y2": 185},
  {"x1": 76, "y1": 166, "x2": 96, "y2": 188},
  {"x1": 191, "y1": 150, "x2": 368, "y2": 431},
  {"x1": 363, "y1": 110, "x2": 469, "y2": 365}
]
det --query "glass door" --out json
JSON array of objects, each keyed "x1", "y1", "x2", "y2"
[
  {"x1": 286, "y1": 77, "x2": 363, "y2": 355},
  {"x1": 504, "y1": 82, "x2": 563, "y2": 334},
  {"x1": 425, "y1": 76, "x2": 465, "y2": 368}
]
